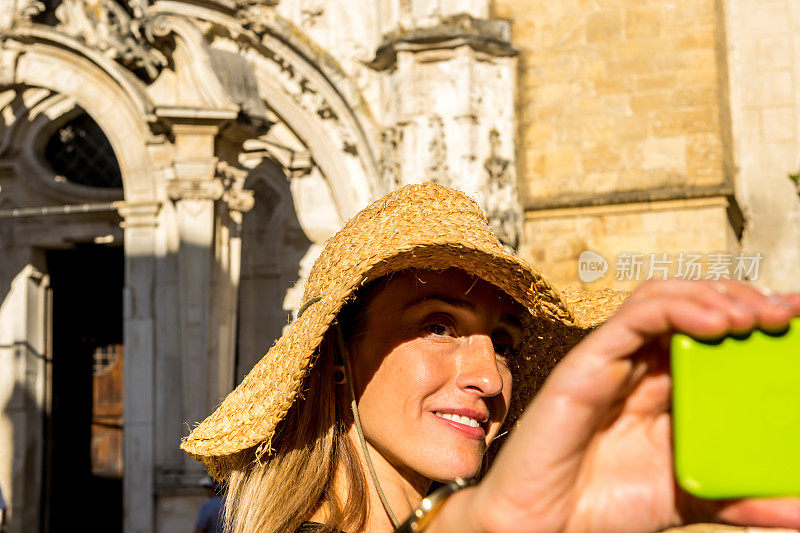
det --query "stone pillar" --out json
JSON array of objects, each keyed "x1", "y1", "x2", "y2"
[
  {"x1": 164, "y1": 123, "x2": 254, "y2": 476},
  {"x1": 369, "y1": 6, "x2": 522, "y2": 249},
  {"x1": 153, "y1": 122, "x2": 255, "y2": 533},
  {"x1": 165, "y1": 123, "x2": 222, "y2": 465},
  {"x1": 210, "y1": 163, "x2": 253, "y2": 405},
  {"x1": 117, "y1": 201, "x2": 161, "y2": 533}
]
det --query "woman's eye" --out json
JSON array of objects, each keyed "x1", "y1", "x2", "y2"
[
  {"x1": 494, "y1": 339, "x2": 517, "y2": 359},
  {"x1": 492, "y1": 331, "x2": 519, "y2": 359},
  {"x1": 426, "y1": 323, "x2": 451, "y2": 336},
  {"x1": 493, "y1": 343, "x2": 515, "y2": 358}
]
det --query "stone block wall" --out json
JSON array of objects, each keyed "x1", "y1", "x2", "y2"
[
  {"x1": 493, "y1": 0, "x2": 741, "y2": 288},
  {"x1": 494, "y1": 0, "x2": 727, "y2": 200},
  {"x1": 521, "y1": 199, "x2": 737, "y2": 290},
  {"x1": 723, "y1": 0, "x2": 800, "y2": 291}
]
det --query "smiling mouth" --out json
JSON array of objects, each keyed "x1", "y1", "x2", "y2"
[{"x1": 434, "y1": 411, "x2": 485, "y2": 429}]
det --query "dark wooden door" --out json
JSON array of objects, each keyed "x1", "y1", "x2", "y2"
[{"x1": 91, "y1": 344, "x2": 124, "y2": 478}]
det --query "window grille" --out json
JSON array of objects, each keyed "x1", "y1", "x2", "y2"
[
  {"x1": 93, "y1": 344, "x2": 122, "y2": 376},
  {"x1": 45, "y1": 113, "x2": 123, "y2": 189}
]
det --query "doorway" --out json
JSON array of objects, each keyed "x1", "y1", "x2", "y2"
[{"x1": 43, "y1": 245, "x2": 124, "y2": 532}]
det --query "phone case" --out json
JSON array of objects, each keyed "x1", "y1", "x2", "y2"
[{"x1": 671, "y1": 317, "x2": 800, "y2": 499}]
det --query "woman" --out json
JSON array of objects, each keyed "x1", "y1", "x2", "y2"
[{"x1": 181, "y1": 183, "x2": 800, "y2": 533}]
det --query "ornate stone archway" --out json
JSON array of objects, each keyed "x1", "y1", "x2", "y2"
[
  {"x1": 0, "y1": 19, "x2": 162, "y2": 532},
  {"x1": 153, "y1": 1, "x2": 383, "y2": 220},
  {"x1": 0, "y1": 2, "x2": 383, "y2": 532}
]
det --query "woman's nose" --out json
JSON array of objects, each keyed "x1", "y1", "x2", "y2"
[{"x1": 454, "y1": 334, "x2": 504, "y2": 397}]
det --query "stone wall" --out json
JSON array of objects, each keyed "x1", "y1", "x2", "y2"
[
  {"x1": 495, "y1": 0, "x2": 727, "y2": 199},
  {"x1": 494, "y1": 0, "x2": 739, "y2": 288},
  {"x1": 723, "y1": 0, "x2": 800, "y2": 291},
  {"x1": 522, "y1": 198, "x2": 737, "y2": 290}
]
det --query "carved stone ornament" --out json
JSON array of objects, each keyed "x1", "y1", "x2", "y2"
[
  {"x1": 235, "y1": 0, "x2": 279, "y2": 35},
  {"x1": 256, "y1": 44, "x2": 361, "y2": 165},
  {"x1": 167, "y1": 178, "x2": 225, "y2": 202},
  {"x1": 5, "y1": 0, "x2": 45, "y2": 28},
  {"x1": 115, "y1": 200, "x2": 161, "y2": 228},
  {"x1": 237, "y1": 0, "x2": 279, "y2": 7},
  {"x1": 217, "y1": 161, "x2": 255, "y2": 214},
  {"x1": 380, "y1": 125, "x2": 403, "y2": 190},
  {"x1": 224, "y1": 189, "x2": 255, "y2": 216},
  {"x1": 52, "y1": 0, "x2": 167, "y2": 81},
  {"x1": 484, "y1": 128, "x2": 511, "y2": 187},
  {"x1": 483, "y1": 129, "x2": 520, "y2": 251},
  {"x1": 368, "y1": 13, "x2": 518, "y2": 72},
  {"x1": 427, "y1": 115, "x2": 450, "y2": 187},
  {"x1": 300, "y1": 3, "x2": 324, "y2": 28}
]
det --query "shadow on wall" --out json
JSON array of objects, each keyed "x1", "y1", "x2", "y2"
[{"x1": 236, "y1": 161, "x2": 312, "y2": 384}]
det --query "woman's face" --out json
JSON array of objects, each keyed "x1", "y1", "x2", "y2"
[{"x1": 349, "y1": 269, "x2": 521, "y2": 482}]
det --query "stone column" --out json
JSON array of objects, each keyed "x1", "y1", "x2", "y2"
[
  {"x1": 164, "y1": 123, "x2": 222, "y2": 460},
  {"x1": 369, "y1": 6, "x2": 522, "y2": 249},
  {"x1": 164, "y1": 123, "x2": 254, "y2": 477},
  {"x1": 117, "y1": 200, "x2": 161, "y2": 533},
  {"x1": 210, "y1": 163, "x2": 253, "y2": 405}
]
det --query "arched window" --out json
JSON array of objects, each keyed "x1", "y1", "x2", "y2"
[{"x1": 44, "y1": 112, "x2": 122, "y2": 189}]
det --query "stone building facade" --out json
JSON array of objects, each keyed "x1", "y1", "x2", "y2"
[
  {"x1": 496, "y1": 0, "x2": 800, "y2": 291},
  {"x1": 0, "y1": 0, "x2": 797, "y2": 532}
]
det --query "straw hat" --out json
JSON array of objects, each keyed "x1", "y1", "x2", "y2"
[{"x1": 181, "y1": 182, "x2": 628, "y2": 479}]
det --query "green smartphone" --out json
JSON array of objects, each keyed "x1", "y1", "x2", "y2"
[{"x1": 671, "y1": 317, "x2": 800, "y2": 499}]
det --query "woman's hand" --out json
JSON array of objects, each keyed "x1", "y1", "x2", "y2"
[{"x1": 442, "y1": 279, "x2": 800, "y2": 533}]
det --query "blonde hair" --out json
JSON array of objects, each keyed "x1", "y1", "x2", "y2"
[{"x1": 222, "y1": 283, "x2": 385, "y2": 533}]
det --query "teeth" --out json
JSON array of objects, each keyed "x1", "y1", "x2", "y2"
[{"x1": 435, "y1": 411, "x2": 482, "y2": 428}]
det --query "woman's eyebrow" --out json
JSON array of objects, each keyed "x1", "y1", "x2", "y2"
[
  {"x1": 401, "y1": 294, "x2": 476, "y2": 312},
  {"x1": 401, "y1": 295, "x2": 523, "y2": 331}
]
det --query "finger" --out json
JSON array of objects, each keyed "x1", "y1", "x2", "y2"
[
  {"x1": 678, "y1": 282, "x2": 759, "y2": 335},
  {"x1": 624, "y1": 280, "x2": 795, "y2": 334},
  {"x1": 547, "y1": 287, "x2": 792, "y2": 410},
  {"x1": 576, "y1": 295, "x2": 730, "y2": 362},
  {"x1": 624, "y1": 278, "x2": 716, "y2": 303},
  {"x1": 776, "y1": 292, "x2": 800, "y2": 313},
  {"x1": 713, "y1": 281, "x2": 796, "y2": 332},
  {"x1": 623, "y1": 280, "x2": 755, "y2": 332},
  {"x1": 715, "y1": 497, "x2": 800, "y2": 529},
  {"x1": 517, "y1": 296, "x2": 721, "y2": 456}
]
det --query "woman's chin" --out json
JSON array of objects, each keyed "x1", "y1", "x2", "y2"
[{"x1": 420, "y1": 458, "x2": 482, "y2": 482}]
